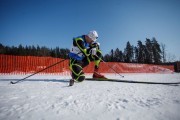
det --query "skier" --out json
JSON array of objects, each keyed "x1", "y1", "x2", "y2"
[{"x1": 69, "y1": 30, "x2": 106, "y2": 86}]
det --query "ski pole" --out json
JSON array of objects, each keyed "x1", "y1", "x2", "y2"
[
  {"x1": 10, "y1": 58, "x2": 67, "y2": 84},
  {"x1": 95, "y1": 55, "x2": 124, "y2": 78}
]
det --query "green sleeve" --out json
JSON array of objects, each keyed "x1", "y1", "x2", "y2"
[{"x1": 74, "y1": 38, "x2": 90, "y2": 57}]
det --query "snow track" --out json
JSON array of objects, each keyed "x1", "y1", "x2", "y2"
[{"x1": 0, "y1": 73, "x2": 180, "y2": 120}]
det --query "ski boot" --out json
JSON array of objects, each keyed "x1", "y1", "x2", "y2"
[
  {"x1": 69, "y1": 79, "x2": 74, "y2": 86},
  {"x1": 93, "y1": 68, "x2": 107, "y2": 79}
]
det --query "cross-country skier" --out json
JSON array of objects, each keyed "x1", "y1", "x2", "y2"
[{"x1": 69, "y1": 30, "x2": 106, "y2": 86}]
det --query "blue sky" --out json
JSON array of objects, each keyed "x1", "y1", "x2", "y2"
[{"x1": 0, "y1": 0, "x2": 180, "y2": 60}]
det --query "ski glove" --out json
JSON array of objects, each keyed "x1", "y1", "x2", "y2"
[
  {"x1": 89, "y1": 48, "x2": 97, "y2": 55},
  {"x1": 90, "y1": 42, "x2": 100, "y2": 48}
]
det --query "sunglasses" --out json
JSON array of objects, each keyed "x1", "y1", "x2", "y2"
[{"x1": 93, "y1": 36, "x2": 98, "y2": 41}]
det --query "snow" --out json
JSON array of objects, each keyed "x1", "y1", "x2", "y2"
[{"x1": 0, "y1": 73, "x2": 180, "y2": 120}]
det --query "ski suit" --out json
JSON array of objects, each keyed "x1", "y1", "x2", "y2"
[{"x1": 69, "y1": 35, "x2": 102, "y2": 82}]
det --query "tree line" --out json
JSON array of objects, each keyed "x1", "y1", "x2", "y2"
[
  {"x1": 103, "y1": 37, "x2": 167, "y2": 64},
  {"x1": 0, "y1": 37, "x2": 169, "y2": 64},
  {"x1": 0, "y1": 44, "x2": 70, "y2": 59}
]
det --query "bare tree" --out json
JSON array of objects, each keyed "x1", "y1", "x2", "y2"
[
  {"x1": 161, "y1": 43, "x2": 166, "y2": 63},
  {"x1": 167, "y1": 53, "x2": 176, "y2": 62}
]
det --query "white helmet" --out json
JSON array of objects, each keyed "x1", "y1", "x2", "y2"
[{"x1": 87, "y1": 30, "x2": 98, "y2": 41}]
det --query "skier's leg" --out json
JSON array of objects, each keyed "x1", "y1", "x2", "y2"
[
  {"x1": 93, "y1": 49, "x2": 102, "y2": 68},
  {"x1": 92, "y1": 49, "x2": 107, "y2": 79},
  {"x1": 69, "y1": 59, "x2": 85, "y2": 82}
]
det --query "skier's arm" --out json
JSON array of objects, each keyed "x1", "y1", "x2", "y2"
[
  {"x1": 90, "y1": 42, "x2": 100, "y2": 50},
  {"x1": 74, "y1": 38, "x2": 90, "y2": 57}
]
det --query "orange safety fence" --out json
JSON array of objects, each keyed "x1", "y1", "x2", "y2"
[
  {"x1": 0, "y1": 55, "x2": 69, "y2": 75},
  {"x1": 0, "y1": 54, "x2": 174, "y2": 75}
]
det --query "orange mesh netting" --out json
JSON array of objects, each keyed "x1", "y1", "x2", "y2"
[{"x1": 0, "y1": 54, "x2": 174, "y2": 74}]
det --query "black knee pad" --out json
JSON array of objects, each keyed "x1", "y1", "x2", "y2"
[
  {"x1": 72, "y1": 71, "x2": 85, "y2": 82},
  {"x1": 77, "y1": 75, "x2": 85, "y2": 82}
]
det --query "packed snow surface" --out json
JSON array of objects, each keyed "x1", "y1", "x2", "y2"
[{"x1": 0, "y1": 73, "x2": 180, "y2": 120}]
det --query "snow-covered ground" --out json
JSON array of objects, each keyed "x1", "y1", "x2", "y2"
[{"x1": 0, "y1": 73, "x2": 180, "y2": 120}]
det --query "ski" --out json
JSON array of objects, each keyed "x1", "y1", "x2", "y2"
[{"x1": 85, "y1": 78, "x2": 180, "y2": 85}]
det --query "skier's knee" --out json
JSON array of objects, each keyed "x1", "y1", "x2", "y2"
[
  {"x1": 73, "y1": 72, "x2": 85, "y2": 82},
  {"x1": 77, "y1": 75, "x2": 85, "y2": 82}
]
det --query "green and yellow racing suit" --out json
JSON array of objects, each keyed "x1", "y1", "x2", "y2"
[{"x1": 69, "y1": 35, "x2": 102, "y2": 82}]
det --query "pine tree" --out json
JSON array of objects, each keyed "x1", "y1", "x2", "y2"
[
  {"x1": 134, "y1": 46, "x2": 138, "y2": 63},
  {"x1": 145, "y1": 38, "x2": 153, "y2": 63},
  {"x1": 25, "y1": 45, "x2": 29, "y2": 56},
  {"x1": 18, "y1": 44, "x2": 25, "y2": 56},
  {"x1": 104, "y1": 54, "x2": 111, "y2": 62},
  {"x1": 114, "y1": 48, "x2": 124, "y2": 62},
  {"x1": 152, "y1": 37, "x2": 162, "y2": 63},
  {"x1": 111, "y1": 49, "x2": 114, "y2": 62},
  {"x1": 0, "y1": 43, "x2": 5, "y2": 54},
  {"x1": 136, "y1": 40, "x2": 146, "y2": 63},
  {"x1": 59, "y1": 48, "x2": 69, "y2": 59},
  {"x1": 50, "y1": 48, "x2": 56, "y2": 57},
  {"x1": 124, "y1": 41, "x2": 133, "y2": 63}
]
